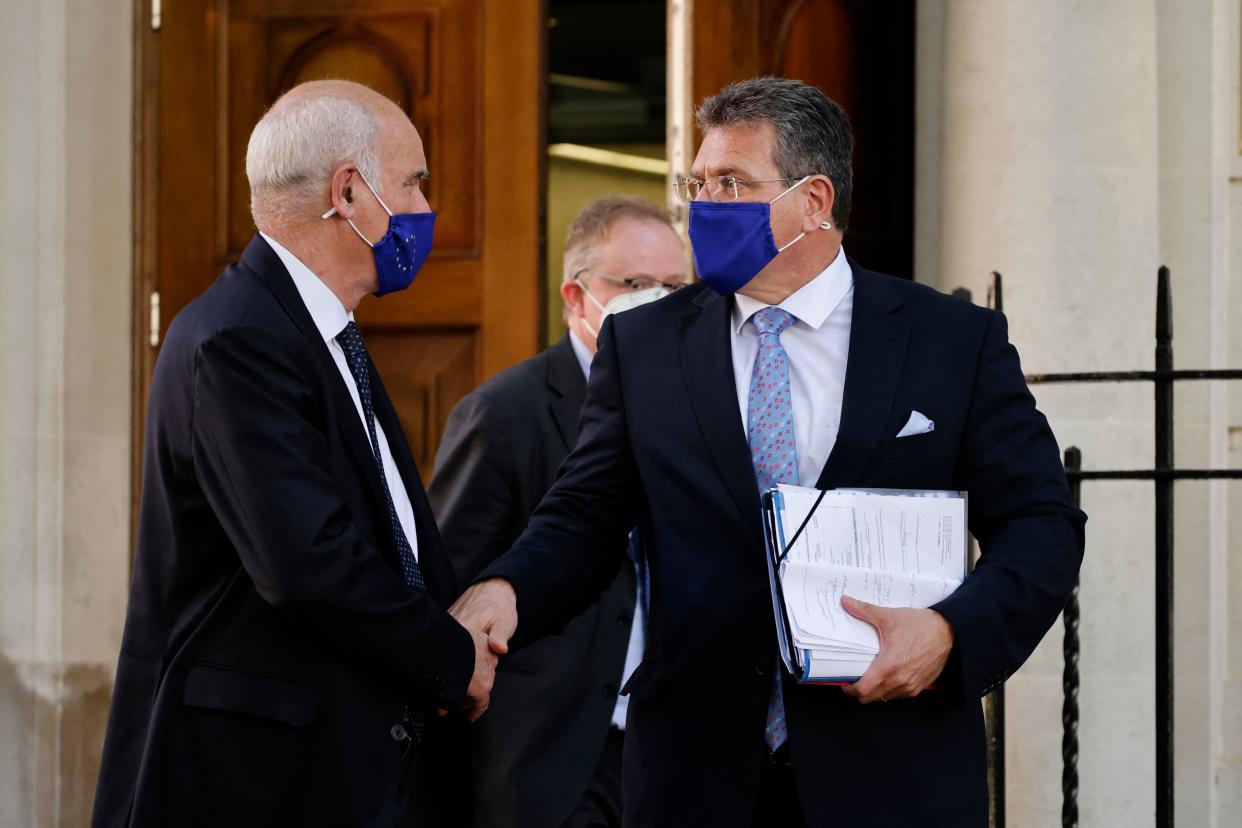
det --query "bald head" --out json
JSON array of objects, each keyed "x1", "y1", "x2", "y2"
[
  {"x1": 246, "y1": 80, "x2": 410, "y2": 231},
  {"x1": 243, "y1": 80, "x2": 433, "y2": 310}
]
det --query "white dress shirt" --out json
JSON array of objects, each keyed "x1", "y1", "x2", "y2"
[
  {"x1": 260, "y1": 232, "x2": 420, "y2": 563},
  {"x1": 569, "y1": 328, "x2": 644, "y2": 730},
  {"x1": 731, "y1": 246, "x2": 854, "y2": 487}
]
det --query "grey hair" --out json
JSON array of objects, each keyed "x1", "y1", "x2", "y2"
[
  {"x1": 246, "y1": 92, "x2": 383, "y2": 229},
  {"x1": 696, "y1": 76, "x2": 853, "y2": 230},
  {"x1": 560, "y1": 195, "x2": 675, "y2": 321},
  {"x1": 562, "y1": 195, "x2": 673, "y2": 283}
]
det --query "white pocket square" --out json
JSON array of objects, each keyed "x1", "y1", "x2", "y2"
[{"x1": 896, "y1": 410, "x2": 935, "y2": 438}]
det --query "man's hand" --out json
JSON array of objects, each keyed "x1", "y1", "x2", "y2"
[
  {"x1": 449, "y1": 578, "x2": 519, "y2": 720},
  {"x1": 840, "y1": 595, "x2": 954, "y2": 704},
  {"x1": 457, "y1": 625, "x2": 503, "y2": 721}
]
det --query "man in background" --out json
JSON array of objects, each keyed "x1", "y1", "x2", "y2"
[
  {"x1": 429, "y1": 196, "x2": 688, "y2": 828},
  {"x1": 92, "y1": 80, "x2": 495, "y2": 827}
]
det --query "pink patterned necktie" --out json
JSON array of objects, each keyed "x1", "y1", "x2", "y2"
[{"x1": 746, "y1": 306, "x2": 798, "y2": 751}]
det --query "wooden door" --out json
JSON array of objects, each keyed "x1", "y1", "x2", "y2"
[
  {"x1": 688, "y1": 0, "x2": 914, "y2": 278},
  {"x1": 132, "y1": 0, "x2": 544, "y2": 506}
]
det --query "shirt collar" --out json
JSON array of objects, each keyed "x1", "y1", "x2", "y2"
[
  {"x1": 567, "y1": 328, "x2": 593, "y2": 380},
  {"x1": 259, "y1": 232, "x2": 353, "y2": 344},
  {"x1": 732, "y1": 245, "x2": 853, "y2": 334}
]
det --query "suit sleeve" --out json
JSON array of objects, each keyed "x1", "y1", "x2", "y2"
[
  {"x1": 190, "y1": 324, "x2": 475, "y2": 709},
  {"x1": 427, "y1": 391, "x2": 519, "y2": 585},
  {"x1": 476, "y1": 317, "x2": 637, "y2": 643},
  {"x1": 932, "y1": 311, "x2": 1086, "y2": 698}
]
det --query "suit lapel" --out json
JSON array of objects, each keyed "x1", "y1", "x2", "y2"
[
  {"x1": 816, "y1": 265, "x2": 909, "y2": 489},
  {"x1": 545, "y1": 334, "x2": 587, "y2": 452},
  {"x1": 678, "y1": 288, "x2": 763, "y2": 543},
  {"x1": 240, "y1": 236, "x2": 389, "y2": 533}
]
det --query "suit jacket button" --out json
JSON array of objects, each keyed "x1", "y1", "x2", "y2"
[
  {"x1": 390, "y1": 724, "x2": 408, "y2": 742},
  {"x1": 602, "y1": 684, "x2": 617, "y2": 699},
  {"x1": 617, "y1": 613, "x2": 632, "y2": 627}
]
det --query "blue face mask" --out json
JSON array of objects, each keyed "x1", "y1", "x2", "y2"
[
  {"x1": 322, "y1": 171, "x2": 435, "y2": 297},
  {"x1": 688, "y1": 176, "x2": 812, "y2": 295}
]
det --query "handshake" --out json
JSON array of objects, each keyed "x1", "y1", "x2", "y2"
[
  {"x1": 443, "y1": 577, "x2": 960, "y2": 719},
  {"x1": 446, "y1": 579, "x2": 521, "y2": 720}
]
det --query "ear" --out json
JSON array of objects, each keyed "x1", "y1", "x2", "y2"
[
  {"x1": 560, "y1": 278, "x2": 586, "y2": 319},
  {"x1": 322, "y1": 163, "x2": 358, "y2": 220},
  {"x1": 801, "y1": 175, "x2": 836, "y2": 233}
]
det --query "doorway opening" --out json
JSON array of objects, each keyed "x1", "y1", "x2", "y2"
[{"x1": 544, "y1": 1, "x2": 669, "y2": 346}]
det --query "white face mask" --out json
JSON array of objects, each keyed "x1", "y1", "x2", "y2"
[{"x1": 577, "y1": 280, "x2": 671, "y2": 339}]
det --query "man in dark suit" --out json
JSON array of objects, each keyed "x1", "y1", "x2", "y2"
[
  {"x1": 429, "y1": 196, "x2": 689, "y2": 828},
  {"x1": 451, "y1": 77, "x2": 1086, "y2": 827},
  {"x1": 92, "y1": 80, "x2": 497, "y2": 827}
]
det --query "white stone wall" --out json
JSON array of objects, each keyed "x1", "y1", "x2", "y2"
[
  {"x1": 0, "y1": 0, "x2": 133, "y2": 823},
  {"x1": 1221, "y1": 1, "x2": 1242, "y2": 815},
  {"x1": 918, "y1": 1, "x2": 1238, "y2": 825}
]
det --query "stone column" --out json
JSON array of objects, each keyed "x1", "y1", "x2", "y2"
[
  {"x1": 919, "y1": 2, "x2": 1165, "y2": 826},
  {"x1": 0, "y1": 0, "x2": 133, "y2": 823},
  {"x1": 921, "y1": 0, "x2": 1242, "y2": 824},
  {"x1": 1153, "y1": 1, "x2": 1237, "y2": 824}
]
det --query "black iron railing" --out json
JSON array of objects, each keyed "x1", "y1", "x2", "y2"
[{"x1": 960, "y1": 268, "x2": 1242, "y2": 828}]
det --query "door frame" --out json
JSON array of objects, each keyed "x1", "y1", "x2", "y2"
[{"x1": 131, "y1": 0, "x2": 159, "y2": 547}]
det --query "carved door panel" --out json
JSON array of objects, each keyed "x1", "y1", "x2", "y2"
[
  {"x1": 134, "y1": 0, "x2": 543, "y2": 490},
  {"x1": 688, "y1": 0, "x2": 914, "y2": 278}
]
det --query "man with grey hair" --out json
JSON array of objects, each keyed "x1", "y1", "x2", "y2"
[
  {"x1": 453, "y1": 77, "x2": 1084, "y2": 826},
  {"x1": 430, "y1": 196, "x2": 687, "y2": 828},
  {"x1": 92, "y1": 80, "x2": 495, "y2": 826}
]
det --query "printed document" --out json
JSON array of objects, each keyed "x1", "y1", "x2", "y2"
[{"x1": 762, "y1": 485, "x2": 968, "y2": 683}]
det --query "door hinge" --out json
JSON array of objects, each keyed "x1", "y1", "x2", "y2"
[
  {"x1": 151, "y1": 0, "x2": 161, "y2": 31},
  {"x1": 149, "y1": 291, "x2": 161, "y2": 348}
]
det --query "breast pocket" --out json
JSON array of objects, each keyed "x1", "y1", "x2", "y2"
[
  {"x1": 869, "y1": 427, "x2": 959, "y2": 487},
  {"x1": 885, "y1": 427, "x2": 951, "y2": 454}
]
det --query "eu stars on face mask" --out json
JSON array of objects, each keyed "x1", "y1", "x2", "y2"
[{"x1": 322, "y1": 170, "x2": 436, "y2": 297}]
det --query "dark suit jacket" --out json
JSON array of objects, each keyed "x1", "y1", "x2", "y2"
[
  {"x1": 92, "y1": 236, "x2": 476, "y2": 828},
  {"x1": 428, "y1": 334, "x2": 635, "y2": 828},
  {"x1": 480, "y1": 264, "x2": 1086, "y2": 828}
]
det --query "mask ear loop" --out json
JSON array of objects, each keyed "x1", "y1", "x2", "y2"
[
  {"x1": 574, "y1": 276, "x2": 607, "y2": 339},
  {"x1": 777, "y1": 230, "x2": 807, "y2": 253},
  {"x1": 574, "y1": 277, "x2": 609, "y2": 314},
  {"x1": 320, "y1": 169, "x2": 393, "y2": 247},
  {"x1": 769, "y1": 175, "x2": 833, "y2": 251}
]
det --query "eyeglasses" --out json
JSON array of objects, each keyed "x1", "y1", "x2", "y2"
[
  {"x1": 574, "y1": 270, "x2": 693, "y2": 292},
  {"x1": 673, "y1": 175, "x2": 804, "y2": 203}
]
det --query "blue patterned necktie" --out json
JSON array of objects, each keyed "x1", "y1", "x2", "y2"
[
  {"x1": 336, "y1": 321, "x2": 426, "y2": 592},
  {"x1": 747, "y1": 306, "x2": 799, "y2": 751}
]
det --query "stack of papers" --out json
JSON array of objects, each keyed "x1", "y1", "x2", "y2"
[{"x1": 761, "y1": 485, "x2": 968, "y2": 684}]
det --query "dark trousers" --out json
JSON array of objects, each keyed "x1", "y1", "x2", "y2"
[
  {"x1": 751, "y1": 745, "x2": 806, "y2": 828},
  {"x1": 558, "y1": 729, "x2": 625, "y2": 824},
  {"x1": 560, "y1": 727, "x2": 625, "y2": 828}
]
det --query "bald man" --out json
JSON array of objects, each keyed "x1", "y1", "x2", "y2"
[{"x1": 92, "y1": 81, "x2": 492, "y2": 827}]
